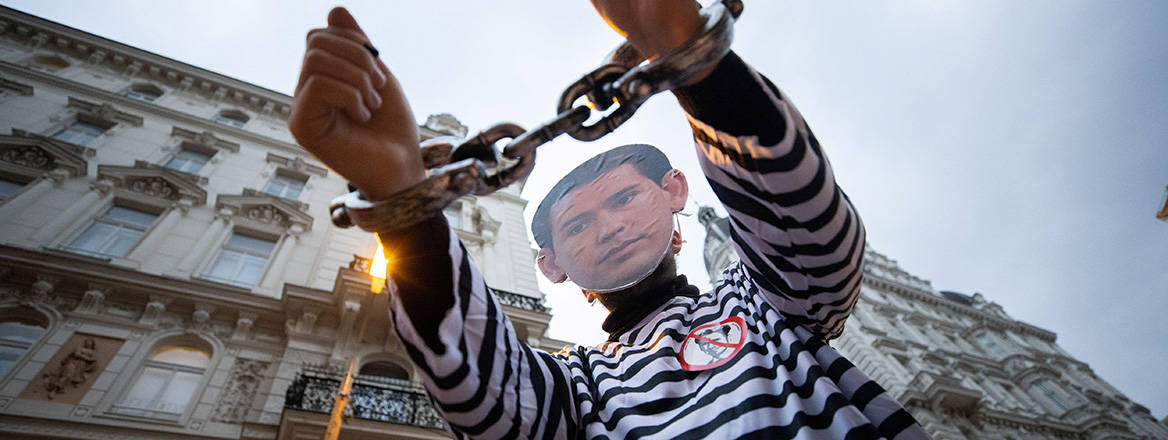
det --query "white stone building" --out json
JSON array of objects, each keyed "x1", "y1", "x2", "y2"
[
  {"x1": 699, "y1": 207, "x2": 1168, "y2": 439},
  {"x1": 0, "y1": 6, "x2": 568, "y2": 439}
]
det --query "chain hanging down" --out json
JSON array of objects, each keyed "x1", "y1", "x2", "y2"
[{"x1": 330, "y1": 0, "x2": 743, "y2": 233}]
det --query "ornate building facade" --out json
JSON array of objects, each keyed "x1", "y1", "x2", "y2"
[
  {"x1": 699, "y1": 207, "x2": 1168, "y2": 439},
  {"x1": 0, "y1": 6, "x2": 568, "y2": 439}
]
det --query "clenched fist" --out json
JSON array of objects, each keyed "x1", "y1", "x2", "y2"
[{"x1": 289, "y1": 7, "x2": 423, "y2": 201}]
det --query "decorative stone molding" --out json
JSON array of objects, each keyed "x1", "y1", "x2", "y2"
[
  {"x1": 0, "y1": 75, "x2": 34, "y2": 96},
  {"x1": 189, "y1": 303, "x2": 216, "y2": 333},
  {"x1": 423, "y1": 113, "x2": 469, "y2": 137},
  {"x1": 0, "y1": 129, "x2": 90, "y2": 178},
  {"x1": 75, "y1": 285, "x2": 110, "y2": 314},
  {"x1": 137, "y1": 297, "x2": 169, "y2": 326},
  {"x1": 212, "y1": 358, "x2": 271, "y2": 423},
  {"x1": 171, "y1": 125, "x2": 240, "y2": 153},
  {"x1": 216, "y1": 190, "x2": 313, "y2": 234},
  {"x1": 21, "y1": 274, "x2": 59, "y2": 305},
  {"x1": 232, "y1": 311, "x2": 258, "y2": 340},
  {"x1": 266, "y1": 152, "x2": 327, "y2": 178},
  {"x1": 42, "y1": 336, "x2": 98, "y2": 400},
  {"x1": 96, "y1": 161, "x2": 207, "y2": 206},
  {"x1": 66, "y1": 96, "x2": 143, "y2": 127}
]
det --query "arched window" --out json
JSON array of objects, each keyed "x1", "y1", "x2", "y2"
[
  {"x1": 212, "y1": 109, "x2": 249, "y2": 128},
  {"x1": 0, "y1": 310, "x2": 49, "y2": 379},
  {"x1": 358, "y1": 360, "x2": 409, "y2": 382},
  {"x1": 125, "y1": 83, "x2": 164, "y2": 102},
  {"x1": 28, "y1": 55, "x2": 70, "y2": 72},
  {"x1": 114, "y1": 344, "x2": 210, "y2": 419}
]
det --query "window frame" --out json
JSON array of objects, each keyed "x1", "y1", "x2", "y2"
[
  {"x1": 0, "y1": 309, "x2": 50, "y2": 380},
  {"x1": 62, "y1": 204, "x2": 160, "y2": 259},
  {"x1": 263, "y1": 172, "x2": 307, "y2": 200},
  {"x1": 163, "y1": 147, "x2": 213, "y2": 175},
  {"x1": 51, "y1": 119, "x2": 110, "y2": 147},
  {"x1": 212, "y1": 109, "x2": 249, "y2": 128},
  {"x1": 125, "y1": 83, "x2": 164, "y2": 103},
  {"x1": 105, "y1": 337, "x2": 217, "y2": 424},
  {"x1": 200, "y1": 231, "x2": 278, "y2": 289}
]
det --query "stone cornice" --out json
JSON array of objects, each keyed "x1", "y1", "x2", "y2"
[
  {"x1": 862, "y1": 274, "x2": 1057, "y2": 343},
  {"x1": 0, "y1": 129, "x2": 90, "y2": 177},
  {"x1": 0, "y1": 244, "x2": 284, "y2": 320},
  {"x1": 0, "y1": 6, "x2": 293, "y2": 118},
  {"x1": 0, "y1": 60, "x2": 310, "y2": 157}
]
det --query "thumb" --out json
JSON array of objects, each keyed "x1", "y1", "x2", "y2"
[{"x1": 327, "y1": 6, "x2": 365, "y2": 35}]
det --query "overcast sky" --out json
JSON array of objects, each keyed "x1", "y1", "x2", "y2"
[{"x1": 8, "y1": 0, "x2": 1165, "y2": 418}]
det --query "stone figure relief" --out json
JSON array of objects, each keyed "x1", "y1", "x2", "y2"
[
  {"x1": 211, "y1": 358, "x2": 271, "y2": 423},
  {"x1": 42, "y1": 337, "x2": 98, "y2": 399}
]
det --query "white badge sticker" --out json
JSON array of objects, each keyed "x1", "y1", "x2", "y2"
[{"x1": 679, "y1": 316, "x2": 746, "y2": 371}]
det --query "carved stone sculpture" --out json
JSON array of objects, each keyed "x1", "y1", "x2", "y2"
[{"x1": 42, "y1": 338, "x2": 97, "y2": 399}]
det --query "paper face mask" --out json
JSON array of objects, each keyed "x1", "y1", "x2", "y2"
[{"x1": 532, "y1": 144, "x2": 679, "y2": 293}]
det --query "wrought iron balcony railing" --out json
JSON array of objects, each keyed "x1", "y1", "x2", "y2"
[
  {"x1": 284, "y1": 366, "x2": 445, "y2": 430},
  {"x1": 492, "y1": 288, "x2": 549, "y2": 313}
]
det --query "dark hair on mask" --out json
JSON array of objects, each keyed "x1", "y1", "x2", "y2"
[{"x1": 531, "y1": 144, "x2": 672, "y2": 250}]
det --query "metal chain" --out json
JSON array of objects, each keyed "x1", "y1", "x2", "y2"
[{"x1": 331, "y1": 0, "x2": 743, "y2": 232}]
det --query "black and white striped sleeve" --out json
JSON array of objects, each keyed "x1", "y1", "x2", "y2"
[
  {"x1": 376, "y1": 216, "x2": 580, "y2": 439},
  {"x1": 674, "y1": 52, "x2": 866, "y2": 341}
]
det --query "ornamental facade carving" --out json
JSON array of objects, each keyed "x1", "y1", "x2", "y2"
[{"x1": 0, "y1": 145, "x2": 52, "y2": 169}]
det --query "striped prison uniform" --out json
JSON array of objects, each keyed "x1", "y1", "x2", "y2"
[{"x1": 376, "y1": 52, "x2": 930, "y2": 439}]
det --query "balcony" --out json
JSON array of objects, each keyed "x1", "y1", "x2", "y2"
[{"x1": 280, "y1": 366, "x2": 448, "y2": 439}]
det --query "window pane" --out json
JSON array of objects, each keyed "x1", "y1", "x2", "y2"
[
  {"x1": 165, "y1": 149, "x2": 211, "y2": 174},
  {"x1": 265, "y1": 174, "x2": 305, "y2": 199},
  {"x1": 52, "y1": 121, "x2": 106, "y2": 146},
  {"x1": 119, "y1": 365, "x2": 171, "y2": 410},
  {"x1": 226, "y1": 234, "x2": 276, "y2": 256},
  {"x1": 104, "y1": 206, "x2": 157, "y2": 229},
  {"x1": 68, "y1": 222, "x2": 117, "y2": 254},
  {"x1": 102, "y1": 228, "x2": 144, "y2": 257},
  {"x1": 0, "y1": 178, "x2": 23, "y2": 200},
  {"x1": 151, "y1": 346, "x2": 210, "y2": 368},
  {"x1": 0, "y1": 346, "x2": 25, "y2": 378},
  {"x1": 0, "y1": 321, "x2": 46, "y2": 345},
  {"x1": 205, "y1": 249, "x2": 242, "y2": 281},
  {"x1": 155, "y1": 371, "x2": 201, "y2": 414},
  {"x1": 236, "y1": 255, "x2": 267, "y2": 286}
]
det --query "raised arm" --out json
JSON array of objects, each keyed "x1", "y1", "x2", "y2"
[
  {"x1": 673, "y1": 53, "x2": 866, "y2": 341},
  {"x1": 288, "y1": 8, "x2": 580, "y2": 439},
  {"x1": 378, "y1": 217, "x2": 580, "y2": 439}
]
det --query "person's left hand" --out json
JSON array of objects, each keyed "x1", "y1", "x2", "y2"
[{"x1": 589, "y1": 0, "x2": 705, "y2": 60}]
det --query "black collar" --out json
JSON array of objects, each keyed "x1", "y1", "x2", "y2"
[{"x1": 602, "y1": 275, "x2": 700, "y2": 341}]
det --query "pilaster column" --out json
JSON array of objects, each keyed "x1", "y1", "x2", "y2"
[
  {"x1": 0, "y1": 168, "x2": 70, "y2": 224},
  {"x1": 259, "y1": 224, "x2": 303, "y2": 291},
  {"x1": 126, "y1": 198, "x2": 191, "y2": 262},
  {"x1": 32, "y1": 178, "x2": 113, "y2": 244},
  {"x1": 175, "y1": 206, "x2": 234, "y2": 274}
]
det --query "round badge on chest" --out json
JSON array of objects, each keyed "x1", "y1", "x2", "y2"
[{"x1": 678, "y1": 316, "x2": 746, "y2": 371}]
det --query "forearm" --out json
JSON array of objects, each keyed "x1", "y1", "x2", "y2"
[
  {"x1": 673, "y1": 52, "x2": 866, "y2": 340},
  {"x1": 377, "y1": 218, "x2": 579, "y2": 439}
]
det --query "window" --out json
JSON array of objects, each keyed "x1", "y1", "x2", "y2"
[
  {"x1": 65, "y1": 206, "x2": 158, "y2": 258},
  {"x1": 203, "y1": 233, "x2": 276, "y2": 288},
  {"x1": 212, "y1": 110, "x2": 249, "y2": 128},
  {"x1": 114, "y1": 345, "x2": 209, "y2": 420},
  {"x1": 125, "y1": 83, "x2": 163, "y2": 102},
  {"x1": 52, "y1": 120, "x2": 107, "y2": 146},
  {"x1": 0, "y1": 315, "x2": 48, "y2": 379},
  {"x1": 0, "y1": 177, "x2": 25, "y2": 201},
  {"x1": 1036, "y1": 381, "x2": 1069, "y2": 412},
  {"x1": 359, "y1": 361, "x2": 409, "y2": 381},
  {"x1": 164, "y1": 149, "x2": 211, "y2": 174},
  {"x1": 264, "y1": 174, "x2": 306, "y2": 200},
  {"x1": 29, "y1": 55, "x2": 70, "y2": 72}
]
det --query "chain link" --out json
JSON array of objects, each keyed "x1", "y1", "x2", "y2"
[{"x1": 332, "y1": 0, "x2": 742, "y2": 232}]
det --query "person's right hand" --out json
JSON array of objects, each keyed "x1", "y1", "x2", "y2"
[{"x1": 289, "y1": 7, "x2": 423, "y2": 201}]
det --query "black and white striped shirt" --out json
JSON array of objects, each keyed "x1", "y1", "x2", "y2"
[{"x1": 377, "y1": 52, "x2": 929, "y2": 439}]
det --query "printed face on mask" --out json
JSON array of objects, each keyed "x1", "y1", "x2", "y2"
[{"x1": 539, "y1": 163, "x2": 687, "y2": 292}]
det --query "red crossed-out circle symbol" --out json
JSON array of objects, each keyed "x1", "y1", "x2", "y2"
[{"x1": 678, "y1": 316, "x2": 746, "y2": 371}]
